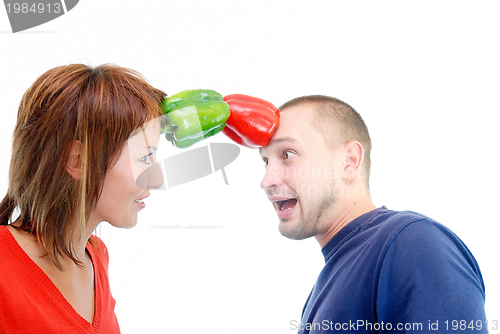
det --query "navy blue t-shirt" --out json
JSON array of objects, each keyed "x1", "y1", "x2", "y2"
[{"x1": 296, "y1": 207, "x2": 487, "y2": 333}]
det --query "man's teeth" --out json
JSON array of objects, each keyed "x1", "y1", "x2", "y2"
[
  {"x1": 278, "y1": 199, "x2": 292, "y2": 211},
  {"x1": 135, "y1": 199, "x2": 144, "y2": 204},
  {"x1": 278, "y1": 198, "x2": 297, "y2": 211}
]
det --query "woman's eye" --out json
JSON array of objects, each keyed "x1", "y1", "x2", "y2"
[
  {"x1": 262, "y1": 157, "x2": 268, "y2": 167},
  {"x1": 140, "y1": 152, "x2": 153, "y2": 164},
  {"x1": 283, "y1": 150, "x2": 296, "y2": 160}
]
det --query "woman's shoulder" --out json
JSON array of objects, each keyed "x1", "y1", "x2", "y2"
[
  {"x1": 0, "y1": 224, "x2": 47, "y2": 259},
  {"x1": 87, "y1": 234, "x2": 110, "y2": 265},
  {"x1": 88, "y1": 234, "x2": 106, "y2": 248}
]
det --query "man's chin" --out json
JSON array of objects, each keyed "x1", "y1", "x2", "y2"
[{"x1": 278, "y1": 219, "x2": 313, "y2": 240}]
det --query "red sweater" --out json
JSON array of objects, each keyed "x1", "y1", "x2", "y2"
[{"x1": 0, "y1": 225, "x2": 121, "y2": 333}]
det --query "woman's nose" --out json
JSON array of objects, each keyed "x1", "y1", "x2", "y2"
[{"x1": 136, "y1": 160, "x2": 164, "y2": 190}]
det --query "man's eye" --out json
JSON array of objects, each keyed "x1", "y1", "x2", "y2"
[
  {"x1": 283, "y1": 150, "x2": 296, "y2": 160},
  {"x1": 140, "y1": 152, "x2": 153, "y2": 164},
  {"x1": 262, "y1": 157, "x2": 268, "y2": 167}
]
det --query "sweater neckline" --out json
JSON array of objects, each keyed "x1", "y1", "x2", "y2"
[
  {"x1": 0, "y1": 225, "x2": 102, "y2": 331},
  {"x1": 321, "y1": 206, "x2": 387, "y2": 261}
]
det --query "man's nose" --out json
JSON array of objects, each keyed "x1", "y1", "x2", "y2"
[{"x1": 260, "y1": 163, "x2": 283, "y2": 190}]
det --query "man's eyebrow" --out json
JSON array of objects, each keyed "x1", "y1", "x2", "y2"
[
  {"x1": 267, "y1": 137, "x2": 297, "y2": 146},
  {"x1": 259, "y1": 137, "x2": 297, "y2": 155}
]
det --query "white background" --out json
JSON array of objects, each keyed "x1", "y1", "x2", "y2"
[{"x1": 1, "y1": 1, "x2": 499, "y2": 333}]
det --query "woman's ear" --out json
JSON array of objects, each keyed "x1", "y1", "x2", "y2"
[{"x1": 66, "y1": 141, "x2": 83, "y2": 180}]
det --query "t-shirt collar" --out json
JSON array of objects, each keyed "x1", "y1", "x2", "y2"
[{"x1": 321, "y1": 206, "x2": 387, "y2": 260}]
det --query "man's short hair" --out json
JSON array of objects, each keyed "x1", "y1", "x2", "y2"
[{"x1": 280, "y1": 95, "x2": 372, "y2": 185}]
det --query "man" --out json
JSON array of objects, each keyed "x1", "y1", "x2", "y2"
[{"x1": 259, "y1": 95, "x2": 487, "y2": 333}]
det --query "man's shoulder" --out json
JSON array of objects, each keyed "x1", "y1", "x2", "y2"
[
  {"x1": 328, "y1": 208, "x2": 451, "y2": 262},
  {"x1": 369, "y1": 208, "x2": 476, "y2": 268},
  {"x1": 371, "y1": 207, "x2": 437, "y2": 226},
  {"x1": 358, "y1": 208, "x2": 466, "y2": 253},
  {"x1": 366, "y1": 208, "x2": 449, "y2": 236}
]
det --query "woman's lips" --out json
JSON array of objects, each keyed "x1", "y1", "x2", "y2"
[{"x1": 134, "y1": 199, "x2": 146, "y2": 209}]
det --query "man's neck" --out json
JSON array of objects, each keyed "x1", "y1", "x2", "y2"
[{"x1": 315, "y1": 195, "x2": 376, "y2": 248}]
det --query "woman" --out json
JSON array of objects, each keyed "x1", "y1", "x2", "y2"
[{"x1": 0, "y1": 64, "x2": 166, "y2": 333}]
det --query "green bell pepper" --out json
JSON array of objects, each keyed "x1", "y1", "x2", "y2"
[{"x1": 161, "y1": 89, "x2": 231, "y2": 148}]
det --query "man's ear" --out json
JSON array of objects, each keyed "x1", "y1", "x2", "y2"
[
  {"x1": 341, "y1": 141, "x2": 364, "y2": 181},
  {"x1": 66, "y1": 141, "x2": 83, "y2": 180}
]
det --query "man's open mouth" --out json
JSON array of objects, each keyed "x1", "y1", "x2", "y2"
[{"x1": 275, "y1": 198, "x2": 298, "y2": 212}]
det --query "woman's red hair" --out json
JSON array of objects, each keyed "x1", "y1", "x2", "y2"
[{"x1": 0, "y1": 63, "x2": 166, "y2": 269}]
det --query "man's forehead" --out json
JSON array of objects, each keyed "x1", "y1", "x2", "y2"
[
  {"x1": 262, "y1": 102, "x2": 333, "y2": 157},
  {"x1": 274, "y1": 105, "x2": 314, "y2": 136},
  {"x1": 280, "y1": 101, "x2": 317, "y2": 113},
  {"x1": 258, "y1": 104, "x2": 314, "y2": 154},
  {"x1": 280, "y1": 103, "x2": 316, "y2": 124},
  {"x1": 267, "y1": 136, "x2": 297, "y2": 147},
  {"x1": 259, "y1": 136, "x2": 298, "y2": 155}
]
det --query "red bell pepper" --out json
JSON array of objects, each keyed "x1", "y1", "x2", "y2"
[{"x1": 222, "y1": 94, "x2": 280, "y2": 148}]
